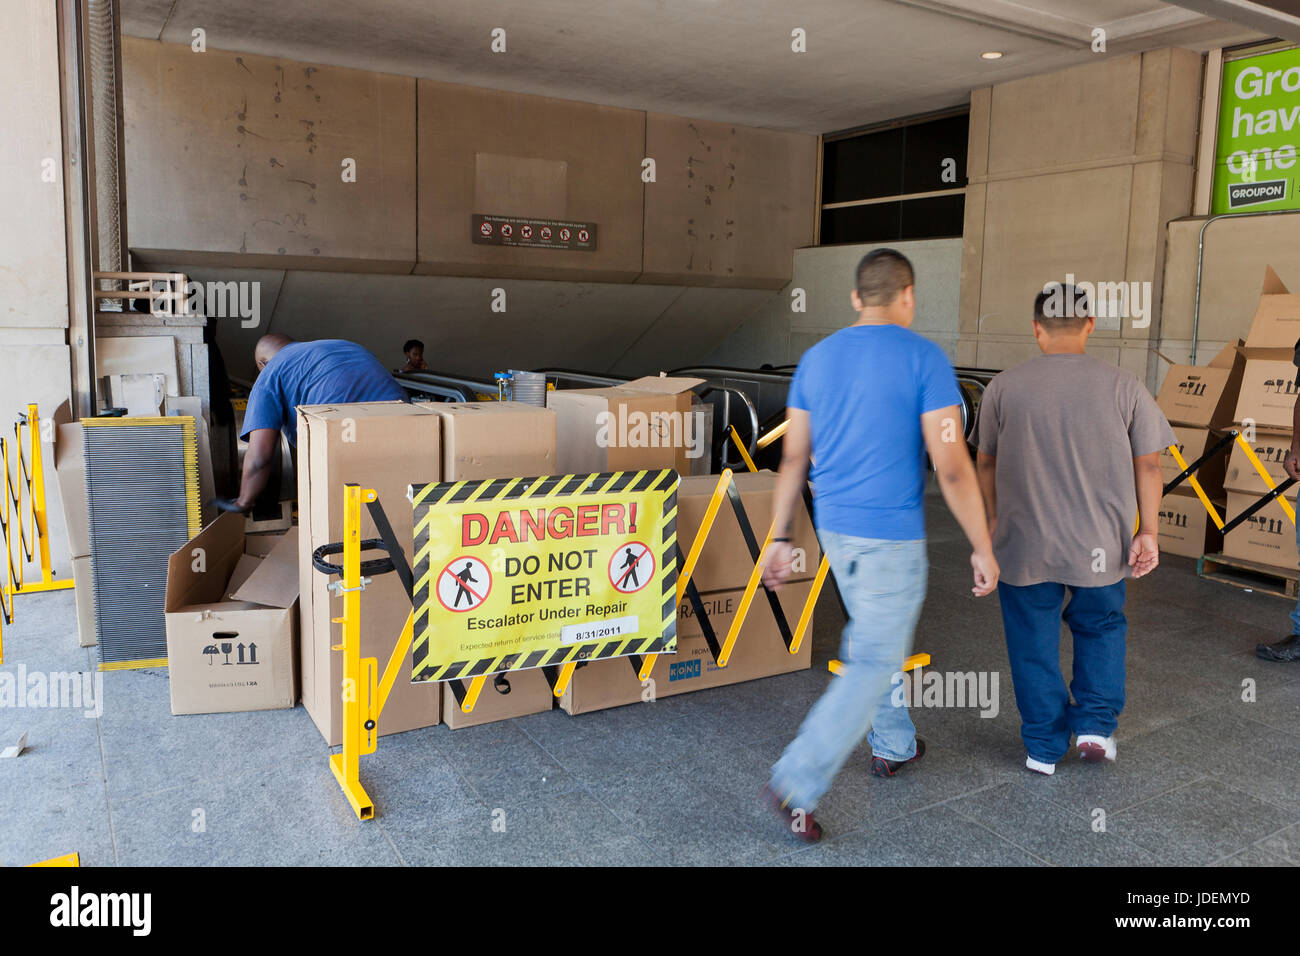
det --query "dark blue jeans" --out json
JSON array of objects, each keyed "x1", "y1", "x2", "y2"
[{"x1": 997, "y1": 580, "x2": 1127, "y2": 764}]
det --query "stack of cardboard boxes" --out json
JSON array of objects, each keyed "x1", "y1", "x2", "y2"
[
  {"x1": 1221, "y1": 267, "x2": 1300, "y2": 570},
  {"x1": 1153, "y1": 343, "x2": 1241, "y2": 558},
  {"x1": 157, "y1": 373, "x2": 814, "y2": 735}
]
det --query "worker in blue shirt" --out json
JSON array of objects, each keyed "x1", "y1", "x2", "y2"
[{"x1": 218, "y1": 334, "x2": 406, "y2": 513}]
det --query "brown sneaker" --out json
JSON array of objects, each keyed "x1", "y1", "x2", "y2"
[{"x1": 759, "y1": 784, "x2": 824, "y2": 843}]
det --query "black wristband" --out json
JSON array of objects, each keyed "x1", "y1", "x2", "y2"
[{"x1": 772, "y1": 537, "x2": 792, "y2": 543}]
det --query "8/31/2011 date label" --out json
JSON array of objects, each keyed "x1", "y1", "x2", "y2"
[{"x1": 561, "y1": 615, "x2": 639, "y2": 646}]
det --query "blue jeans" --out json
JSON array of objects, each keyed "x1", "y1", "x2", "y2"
[
  {"x1": 769, "y1": 531, "x2": 927, "y2": 812},
  {"x1": 1290, "y1": 519, "x2": 1300, "y2": 635},
  {"x1": 997, "y1": 580, "x2": 1127, "y2": 764}
]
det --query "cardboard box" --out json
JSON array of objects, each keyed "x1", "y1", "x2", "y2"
[
  {"x1": 561, "y1": 577, "x2": 816, "y2": 715},
  {"x1": 430, "y1": 401, "x2": 557, "y2": 480},
  {"x1": 51, "y1": 421, "x2": 90, "y2": 559},
  {"x1": 1232, "y1": 358, "x2": 1298, "y2": 432},
  {"x1": 1221, "y1": 490, "x2": 1298, "y2": 569},
  {"x1": 1160, "y1": 426, "x2": 1226, "y2": 494},
  {"x1": 297, "y1": 402, "x2": 443, "y2": 746},
  {"x1": 1156, "y1": 343, "x2": 1244, "y2": 429},
  {"x1": 549, "y1": 376, "x2": 707, "y2": 474},
  {"x1": 1223, "y1": 431, "x2": 1297, "y2": 500},
  {"x1": 676, "y1": 471, "x2": 819, "y2": 594},
  {"x1": 71, "y1": 554, "x2": 96, "y2": 648},
  {"x1": 1242, "y1": 266, "x2": 1300, "y2": 352},
  {"x1": 442, "y1": 667, "x2": 555, "y2": 729},
  {"x1": 164, "y1": 514, "x2": 299, "y2": 715},
  {"x1": 430, "y1": 400, "x2": 560, "y2": 728},
  {"x1": 1157, "y1": 489, "x2": 1222, "y2": 559}
]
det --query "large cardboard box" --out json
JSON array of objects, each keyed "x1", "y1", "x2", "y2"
[
  {"x1": 1233, "y1": 358, "x2": 1298, "y2": 432},
  {"x1": 297, "y1": 402, "x2": 443, "y2": 746},
  {"x1": 1156, "y1": 343, "x2": 1244, "y2": 429},
  {"x1": 71, "y1": 554, "x2": 96, "y2": 648},
  {"x1": 1160, "y1": 426, "x2": 1226, "y2": 494},
  {"x1": 561, "y1": 577, "x2": 816, "y2": 715},
  {"x1": 1223, "y1": 431, "x2": 1297, "y2": 500},
  {"x1": 429, "y1": 401, "x2": 557, "y2": 480},
  {"x1": 442, "y1": 667, "x2": 555, "y2": 728},
  {"x1": 431, "y1": 401, "x2": 559, "y2": 728},
  {"x1": 164, "y1": 514, "x2": 299, "y2": 715},
  {"x1": 1221, "y1": 490, "x2": 1298, "y2": 569},
  {"x1": 549, "y1": 376, "x2": 707, "y2": 475},
  {"x1": 1242, "y1": 266, "x2": 1300, "y2": 352},
  {"x1": 561, "y1": 470, "x2": 821, "y2": 715},
  {"x1": 1157, "y1": 489, "x2": 1222, "y2": 559}
]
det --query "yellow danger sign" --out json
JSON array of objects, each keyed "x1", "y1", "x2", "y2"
[{"x1": 408, "y1": 470, "x2": 679, "y2": 682}]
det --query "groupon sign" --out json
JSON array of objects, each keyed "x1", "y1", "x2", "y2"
[{"x1": 1214, "y1": 47, "x2": 1300, "y2": 214}]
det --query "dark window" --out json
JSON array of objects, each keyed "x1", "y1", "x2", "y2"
[{"x1": 819, "y1": 110, "x2": 969, "y2": 245}]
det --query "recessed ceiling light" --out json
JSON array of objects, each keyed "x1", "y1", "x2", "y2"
[{"x1": 981, "y1": 51, "x2": 1003, "y2": 60}]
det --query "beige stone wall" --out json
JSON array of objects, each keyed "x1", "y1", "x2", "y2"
[
  {"x1": 960, "y1": 49, "x2": 1203, "y2": 388},
  {"x1": 0, "y1": 0, "x2": 73, "y2": 571},
  {"x1": 123, "y1": 39, "x2": 816, "y2": 290}
]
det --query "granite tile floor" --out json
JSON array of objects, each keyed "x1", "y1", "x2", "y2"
[{"x1": 2, "y1": 485, "x2": 1297, "y2": 866}]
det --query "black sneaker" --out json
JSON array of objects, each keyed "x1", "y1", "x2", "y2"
[
  {"x1": 871, "y1": 738, "x2": 927, "y2": 778},
  {"x1": 759, "y1": 784, "x2": 824, "y2": 843},
  {"x1": 1256, "y1": 634, "x2": 1300, "y2": 662}
]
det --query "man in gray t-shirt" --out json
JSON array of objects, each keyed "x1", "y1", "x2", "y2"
[{"x1": 974, "y1": 283, "x2": 1174, "y2": 776}]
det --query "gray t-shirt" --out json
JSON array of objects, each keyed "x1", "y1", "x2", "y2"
[{"x1": 974, "y1": 353, "x2": 1176, "y2": 588}]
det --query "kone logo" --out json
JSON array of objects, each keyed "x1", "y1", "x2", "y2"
[{"x1": 668, "y1": 659, "x2": 700, "y2": 682}]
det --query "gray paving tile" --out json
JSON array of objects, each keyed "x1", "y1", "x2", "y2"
[
  {"x1": 1255, "y1": 822, "x2": 1300, "y2": 864},
  {"x1": 769, "y1": 804, "x2": 1046, "y2": 866},
  {"x1": 1212, "y1": 845, "x2": 1295, "y2": 866},
  {"x1": 111, "y1": 753, "x2": 399, "y2": 865},
  {"x1": 426, "y1": 720, "x2": 582, "y2": 803},
  {"x1": 948, "y1": 781, "x2": 1163, "y2": 866},
  {"x1": 0, "y1": 780, "x2": 116, "y2": 867},
  {"x1": 1109, "y1": 778, "x2": 1295, "y2": 866}
]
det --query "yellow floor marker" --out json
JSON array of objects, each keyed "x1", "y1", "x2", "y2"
[
  {"x1": 27, "y1": 852, "x2": 80, "y2": 867},
  {"x1": 828, "y1": 653, "x2": 929, "y2": 676}
]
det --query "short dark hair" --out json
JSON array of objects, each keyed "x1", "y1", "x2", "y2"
[
  {"x1": 403, "y1": 339, "x2": 424, "y2": 353},
  {"x1": 855, "y1": 249, "x2": 915, "y2": 307},
  {"x1": 1034, "y1": 283, "x2": 1090, "y2": 328}
]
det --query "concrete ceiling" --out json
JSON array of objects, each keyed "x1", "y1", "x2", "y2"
[{"x1": 121, "y1": 0, "x2": 1272, "y2": 134}]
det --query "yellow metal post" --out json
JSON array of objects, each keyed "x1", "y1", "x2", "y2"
[
  {"x1": 328, "y1": 484, "x2": 376, "y2": 821},
  {"x1": 829, "y1": 653, "x2": 929, "y2": 676},
  {"x1": 718, "y1": 516, "x2": 778, "y2": 667},
  {"x1": 639, "y1": 469, "x2": 733, "y2": 682},
  {"x1": 1168, "y1": 444, "x2": 1225, "y2": 531},
  {"x1": 461, "y1": 674, "x2": 489, "y2": 712},
  {"x1": 551, "y1": 660, "x2": 578, "y2": 698},
  {"x1": 728, "y1": 425, "x2": 759, "y2": 473},
  {"x1": 756, "y1": 419, "x2": 789, "y2": 450},
  {"x1": 1235, "y1": 432, "x2": 1297, "y2": 524}
]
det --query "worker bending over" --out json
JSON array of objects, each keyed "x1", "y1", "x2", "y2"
[{"x1": 220, "y1": 334, "x2": 405, "y2": 513}]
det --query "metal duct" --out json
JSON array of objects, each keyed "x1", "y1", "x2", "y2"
[{"x1": 86, "y1": 0, "x2": 124, "y2": 274}]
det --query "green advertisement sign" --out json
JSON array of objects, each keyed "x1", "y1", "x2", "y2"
[{"x1": 1214, "y1": 46, "x2": 1300, "y2": 214}]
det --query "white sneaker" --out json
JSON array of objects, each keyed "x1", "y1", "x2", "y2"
[
  {"x1": 1076, "y1": 734, "x2": 1117, "y2": 762},
  {"x1": 1025, "y1": 756, "x2": 1056, "y2": 775}
]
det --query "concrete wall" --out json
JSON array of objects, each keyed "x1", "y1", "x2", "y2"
[
  {"x1": 123, "y1": 39, "x2": 816, "y2": 286},
  {"x1": 706, "y1": 239, "x2": 963, "y2": 368},
  {"x1": 960, "y1": 49, "x2": 1203, "y2": 387},
  {"x1": 0, "y1": 1, "x2": 74, "y2": 573}
]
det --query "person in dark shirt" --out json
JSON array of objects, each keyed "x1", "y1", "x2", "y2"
[{"x1": 399, "y1": 339, "x2": 428, "y2": 372}]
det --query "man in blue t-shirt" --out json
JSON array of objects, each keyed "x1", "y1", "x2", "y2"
[
  {"x1": 222, "y1": 334, "x2": 406, "y2": 512},
  {"x1": 759, "y1": 249, "x2": 998, "y2": 843}
]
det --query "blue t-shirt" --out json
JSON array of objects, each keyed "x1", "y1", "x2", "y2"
[
  {"x1": 787, "y1": 324, "x2": 962, "y2": 540},
  {"x1": 241, "y1": 340, "x2": 407, "y2": 446}
]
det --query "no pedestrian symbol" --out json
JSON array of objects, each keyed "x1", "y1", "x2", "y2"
[
  {"x1": 608, "y1": 541, "x2": 654, "y2": 594},
  {"x1": 437, "y1": 556, "x2": 492, "y2": 612}
]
